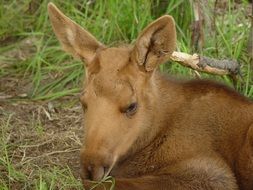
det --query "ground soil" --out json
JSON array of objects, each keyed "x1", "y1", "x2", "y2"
[
  {"x1": 0, "y1": 34, "x2": 85, "y2": 189},
  {"x1": 0, "y1": 76, "x2": 84, "y2": 186}
]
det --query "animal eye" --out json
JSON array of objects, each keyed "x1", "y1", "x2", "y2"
[
  {"x1": 124, "y1": 102, "x2": 138, "y2": 117},
  {"x1": 79, "y1": 94, "x2": 88, "y2": 112},
  {"x1": 81, "y1": 103, "x2": 88, "y2": 112}
]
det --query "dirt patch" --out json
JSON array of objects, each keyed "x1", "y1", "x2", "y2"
[
  {"x1": 0, "y1": 31, "x2": 85, "y2": 188},
  {"x1": 0, "y1": 97, "x2": 84, "y2": 186}
]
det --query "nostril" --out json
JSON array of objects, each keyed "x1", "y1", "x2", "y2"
[
  {"x1": 87, "y1": 165, "x2": 92, "y2": 172},
  {"x1": 87, "y1": 165, "x2": 93, "y2": 180}
]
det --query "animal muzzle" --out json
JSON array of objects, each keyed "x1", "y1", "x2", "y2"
[{"x1": 80, "y1": 150, "x2": 116, "y2": 181}]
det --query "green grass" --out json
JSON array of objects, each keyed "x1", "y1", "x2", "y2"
[
  {"x1": 1, "y1": 0, "x2": 252, "y2": 100},
  {"x1": 0, "y1": 0, "x2": 252, "y2": 189}
]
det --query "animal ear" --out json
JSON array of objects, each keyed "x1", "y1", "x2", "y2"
[
  {"x1": 132, "y1": 16, "x2": 176, "y2": 72},
  {"x1": 48, "y1": 3, "x2": 103, "y2": 63}
]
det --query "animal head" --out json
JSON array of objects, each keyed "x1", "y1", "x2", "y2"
[{"x1": 48, "y1": 2, "x2": 176, "y2": 181}]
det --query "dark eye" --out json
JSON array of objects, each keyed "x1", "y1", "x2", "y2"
[
  {"x1": 81, "y1": 103, "x2": 88, "y2": 112},
  {"x1": 124, "y1": 102, "x2": 138, "y2": 117},
  {"x1": 79, "y1": 93, "x2": 88, "y2": 112}
]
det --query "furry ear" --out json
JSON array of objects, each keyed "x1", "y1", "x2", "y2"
[
  {"x1": 48, "y1": 3, "x2": 103, "y2": 63},
  {"x1": 132, "y1": 16, "x2": 176, "y2": 72}
]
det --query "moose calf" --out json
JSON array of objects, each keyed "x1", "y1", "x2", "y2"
[{"x1": 48, "y1": 3, "x2": 253, "y2": 190}]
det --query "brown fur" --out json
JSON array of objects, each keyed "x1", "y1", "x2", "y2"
[{"x1": 48, "y1": 3, "x2": 253, "y2": 190}]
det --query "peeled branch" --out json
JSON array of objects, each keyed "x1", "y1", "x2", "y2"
[{"x1": 170, "y1": 51, "x2": 240, "y2": 76}]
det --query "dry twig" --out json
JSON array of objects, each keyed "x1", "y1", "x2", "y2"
[
  {"x1": 17, "y1": 148, "x2": 80, "y2": 166},
  {"x1": 170, "y1": 51, "x2": 240, "y2": 76}
]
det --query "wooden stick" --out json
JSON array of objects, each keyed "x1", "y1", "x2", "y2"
[{"x1": 170, "y1": 51, "x2": 240, "y2": 76}]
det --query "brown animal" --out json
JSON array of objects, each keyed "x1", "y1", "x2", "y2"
[{"x1": 48, "y1": 3, "x2": 253, "y2": 190}]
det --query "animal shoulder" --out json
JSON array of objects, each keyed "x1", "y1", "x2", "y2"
[
  {"x1": 159, "y1": 73, "x2": 252, "y2": 104},
  {"x1": 182, "y1": 79, "x2": 252, "y2": 104}
]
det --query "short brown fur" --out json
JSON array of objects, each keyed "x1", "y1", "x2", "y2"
[{"x1": 48, "y1": 3, "x2": 253, "y2": 190}]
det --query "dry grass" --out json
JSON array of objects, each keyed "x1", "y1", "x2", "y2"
[{"x1": 0, "y1": 97, "x2": 83, "y2": 189}]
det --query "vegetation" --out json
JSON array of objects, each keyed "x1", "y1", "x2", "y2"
[{"x1": 0, "y1": 0, "x2": 252, "y2": 189}]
